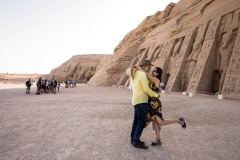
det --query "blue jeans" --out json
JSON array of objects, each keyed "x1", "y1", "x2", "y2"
[{"x1": 130, "y1": 103, "x2": 147, "y2": 145}]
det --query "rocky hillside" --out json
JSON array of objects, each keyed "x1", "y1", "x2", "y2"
[
  {"x1": 49, "y1": 54, "x2": 110, "y2": 83},
  {"x1": 88, "y1": 0, "x2": 240, "y2": 100},
  {"x1": 87, "y1": 2, "x2": 176, "y2": 86}
]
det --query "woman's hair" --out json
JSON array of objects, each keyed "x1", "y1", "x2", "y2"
[{"x1": 156, "y1": 67, "x2": 162, "y2": 82}]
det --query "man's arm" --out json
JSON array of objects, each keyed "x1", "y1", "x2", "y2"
[
  {"x1": 139, "y1": 72, "x2": 159, "y2": 98},
  {"x1": 134, "y1": 66, "x2": 160, "y2": 87}
]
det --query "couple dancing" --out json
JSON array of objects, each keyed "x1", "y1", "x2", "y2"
[{"x1": 128, "y1": 60, "x2": 186, "y2": 149}]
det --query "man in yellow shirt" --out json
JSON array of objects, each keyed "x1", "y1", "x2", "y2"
[{"x1": 130, "y1": 60, "x2": 159, "y2": 149}]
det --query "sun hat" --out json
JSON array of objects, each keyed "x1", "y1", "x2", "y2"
[
  {"x1": 139, "y1": 60, "x2": 154, "y2": 66},
  {"x1": 126, "y1": 68, "x2": 131, "y2": 77}
]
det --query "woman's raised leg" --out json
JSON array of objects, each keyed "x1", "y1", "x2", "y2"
[{"x1": 153, "y1": 116, "x2": 185, "y2": 127}]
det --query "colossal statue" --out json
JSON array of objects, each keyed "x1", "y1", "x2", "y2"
[
  {"x1": 217, "y1": 31, "x2": 236, "y2": 94},
  {"x1": 84, "y1": 0, "x2": 240, "y2": 99},
  {"x1": 181, "y1": 40, "x2": 202, "y2": 91},
  {"x1": 167, "y1": 38, "x2": 183, "y2": 76}
]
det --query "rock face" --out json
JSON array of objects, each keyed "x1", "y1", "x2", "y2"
[
  {"x1": 50, "y1": 54, "x2": 110, "y2": 83},
  {"x1": 88, "y1": 0, "x2": 240, "y2": 99}
]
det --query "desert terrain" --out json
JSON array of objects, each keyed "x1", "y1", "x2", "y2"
[
  {"x1": 0, "y1": 74, "x2": 49, "y2": 89},
  {"x1": 0, "y1": 81, "x2": 240, "y2": 160}
]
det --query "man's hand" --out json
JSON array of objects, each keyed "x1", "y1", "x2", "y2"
[{"x1": 157, "y1": 93, "x2": 160, "y2": 98}]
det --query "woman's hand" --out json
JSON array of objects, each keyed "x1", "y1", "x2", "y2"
[
  {"x1": 133, "y1": 65, "x2": 140, "y2": 70},
  {"x1": 157, "y1": 93, "x2": 160, "y2": 98},
  {"x1": 152, "y1": 115, "x2": 157, "y2": 120},
  {"x1": 158, "y1": 108, "x2": 162, "y2": 113}
]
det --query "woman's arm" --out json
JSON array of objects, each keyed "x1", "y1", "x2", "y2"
[{"x1": 134, "y1": 66, "x2": 160, "y2": 88}]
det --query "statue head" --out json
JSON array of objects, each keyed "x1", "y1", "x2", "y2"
[
  {"x1": 193, "y1": 41, "x2": 201, "y2": 50},
  {"x1": 173, "y1": 38, "x2": 183, "y2": 55},
  {"x1": 165, "y1": 4, "x2": 173, "y2": 11},
  {"x1": 165, "y1": 2, "x2": 175, "y2": 10},
  {"x1": 222, "y1": 32, "x2": 232, "y2": 48}
]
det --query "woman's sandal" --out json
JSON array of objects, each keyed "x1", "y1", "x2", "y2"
[
  {"x1": 179, "y1": 117, "x2": 186, "y2": 129},
  {"x1": 151, "y1": 139, "x2": 162, "y2": 146}
]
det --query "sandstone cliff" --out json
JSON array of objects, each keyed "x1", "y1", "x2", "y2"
[
  {"x1": 88, "y1": 0, "x2": 240, "y2": 99},
  {"x1": 50, "y1": 54, "x2": 110, "y2": 83}
]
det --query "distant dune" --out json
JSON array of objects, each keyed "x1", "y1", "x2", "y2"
[{"x1": 0, "y1": 73, "x2": 50, "y2": 85}]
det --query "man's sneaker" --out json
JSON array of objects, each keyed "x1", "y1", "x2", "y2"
[{"x1": 133, "y1": 143, "x2": 148, "y2": 149}]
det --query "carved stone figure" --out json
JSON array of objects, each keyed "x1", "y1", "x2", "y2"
[
  {"x1": 217, "y1": 32, "x2": 236, "y2": 94},
  {"x1": 181, "y1": 40, "x2": 202, "y2": 91},
  {"x1": 181, "y1": 73, "x2": 186, "y2": 92},
  {"x1": 167, "y1": 38, "x2": 183, "y2": 76},
  {"x1": 80, "y1": 0, "x2": 240, "y2": 99}
]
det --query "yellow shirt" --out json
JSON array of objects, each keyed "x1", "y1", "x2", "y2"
[{"x1": 132, "y1": 70, "x2": 158, "y2": 105}]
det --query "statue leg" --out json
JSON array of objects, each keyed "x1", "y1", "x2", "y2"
[
  {"x1": 218, "y1": 69, "x2": 226, "y2": 94},
  {"x1": 181, "y1": 75, "x2": 185, "y2": 92}
]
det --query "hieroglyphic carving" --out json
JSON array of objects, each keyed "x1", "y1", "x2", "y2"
[
  {"x1": 166, "y1": 28, "x2": 196, "y2": 91},
  {"x1": 159, "y1": 39, "x2": 175, "y2": 59},
  {"x1": 222, "y1": 28, "x2": 240, "y2": 95},
  {"x1": 187, "y1": 16, "x2": 221, "y2": 93},
  {"x1": 205, "y1": 17, "x2": 221, "y2": 40}
]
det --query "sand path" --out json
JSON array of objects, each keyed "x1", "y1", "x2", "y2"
[{"x1": 0, "y1": 85, "x2": 240, "y2": 160}]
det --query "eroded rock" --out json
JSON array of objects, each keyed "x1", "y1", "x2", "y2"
[
  {"x1": 49, "y1": 54, "x2": 110, "y2": 83},
  {"x1": 88, "y1": 0, "x2": 240, "y2": 99}
]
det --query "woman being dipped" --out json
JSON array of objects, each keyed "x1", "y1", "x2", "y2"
[{"x1": 135, "y1": 66, "x2": 186, "y2": 146}]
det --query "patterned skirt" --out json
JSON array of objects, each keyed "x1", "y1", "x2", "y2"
[{"x1": 145, "y1": 97, "x2": 164, "y2": 128}]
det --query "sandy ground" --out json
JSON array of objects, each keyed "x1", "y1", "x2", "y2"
[
  {"x1": 0, "y1": 84, "x2": 240, "y2": 160},
  {"x1": 0, "y1": 74, "x2": 49, "y2": 87}
]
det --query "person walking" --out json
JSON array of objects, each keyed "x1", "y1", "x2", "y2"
[
  {"x1": 130, "y1": 60, "x2": 160, "y2": 149},
  {"x1": 25, "y1": 79, "x2": 31, "y2": 94},
  {"x1": 72, "y1": 79, "x2": 76, "y2": 88},
  {"x1": 36, "y1": 77, "x2": 42, "y2": 95}
]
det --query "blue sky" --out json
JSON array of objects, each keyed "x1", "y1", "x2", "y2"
[{"x1": 0, "y1": 0, "x2": 179, "y2": 74}]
